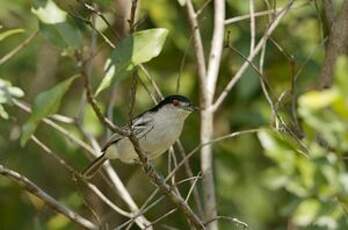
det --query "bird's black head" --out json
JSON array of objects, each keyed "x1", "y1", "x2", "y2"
[{"x1": 149, "y1": 95, "x2": 197, "y2": 112}]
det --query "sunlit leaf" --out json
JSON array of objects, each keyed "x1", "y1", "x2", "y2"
[
  {"x1": 21, "y1": 76, "x2": 78, "y2": 146},
  {"x1": 0, "y1": 28, "x2": 24, "y2": 42},
  {"x1": 95, "y1": 59, "x2": 115, "y2": 96},
  {"x1": 96, "y1": 28, "x2": 168, "y2": 94},
  {"x1": 298, "y1": 89, "x2": 339, "y2": 111},
  {"x1": 334, "y1": 56, "x2": 348, "y2": 97},
  {"x1": 293, "y1": 199, "x2": 320, "y2": 226},
  {"x1": 31, "y1": 0, "x2": 66, "y2": 24},
  {"x1": 0, "y1": 105, "x2": 9, "y2": 119}
]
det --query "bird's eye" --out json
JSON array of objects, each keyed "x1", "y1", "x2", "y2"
[{"x1": 172, "y1": 99, "x2": 180, "y2": 107}]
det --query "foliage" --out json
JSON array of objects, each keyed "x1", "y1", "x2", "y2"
[{"x1": 258, "y1": 56, "x2": 348, "y2": 229}]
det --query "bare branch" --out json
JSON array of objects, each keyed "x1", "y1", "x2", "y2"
[
  {"x1": 205, "y1": 0, "x2": 225, "y2": 101},
  {"x1": 0, "y1": 164, "x2": 97, "y2": 230},
  {"x1": 225, "y1": 9, "x2": 279, "y2": 25},
  {"x1": 200, "y1": 0, "x2": 225, "y2": 229},
  {"x1": 213, "y1": 1, "x2": 294, "y2": 111},
  {"x1": 224, "y1": 2, "x2": 300, "y2": 25},
  {"x1": 319, "y1": 0, "x2": 348, "y2": 88},
  {"x1": 185, "y1": 0, "x2": 207, "y2": 100}
]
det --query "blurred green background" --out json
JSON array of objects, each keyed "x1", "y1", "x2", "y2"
[{"x1": 1, "y1": 0, "x2": 348, "y2": 229}]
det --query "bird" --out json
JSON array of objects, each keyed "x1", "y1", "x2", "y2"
[{"x1": 82, "y1": 95, "x2": 197, "y2": 178}]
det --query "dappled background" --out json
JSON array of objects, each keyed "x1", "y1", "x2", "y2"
[{"x1": 1, "y1": 0, "x2": 348, "y2": 229}]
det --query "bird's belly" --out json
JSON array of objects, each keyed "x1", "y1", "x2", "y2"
[{"x1": 140, "y1": 125, "x2": 182, "y2": 158}]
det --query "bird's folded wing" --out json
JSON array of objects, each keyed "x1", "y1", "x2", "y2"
[
  {"x1": 101, "y1": 114, "x2": 154, "y2": 152},
  {"x1": 132, "y1": 114, "x2": 154, "y2": 138}
]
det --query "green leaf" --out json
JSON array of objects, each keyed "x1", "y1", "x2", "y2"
[
  {"x1": 298, "y1": 89, "x2": 339, "y2": 111},
  {"x1": 95, "y1": 59, "x2": 115, "y2": 96},
  {"x1": 334, "y1": 56, "x2": 348, "y2": 97},
  {"x1": 0, "y1": 105, "x2": 9, "y2": 119},
  {"x1": 96, "y1": 28, "x2": 168, "y2": 95},
  {"x1": 0, "y1": 28, "x2": 24, "y2": 42},
  {"x1": 32, "y1": 0, "x2": 82, "y2": 49},
  {"x1": 39, "y1": 22, "x2": 82, "y2": 49},
  {"x1": 31, "y1": 0, "x2": 67, "y2": 24},
  {"x1": 293, "y1": 199, "x2": 320, "y2": 226},
  {"x1": 21, "y1": 76, "x2": 78, "y2": 146}
]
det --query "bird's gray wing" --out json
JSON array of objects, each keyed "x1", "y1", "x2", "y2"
[
  {"x1": 132, "y1": 113, "x2": 154, "y2": 138},
  {"x1": 101, "y1": 114, "x2": 154, "y2": 152}
]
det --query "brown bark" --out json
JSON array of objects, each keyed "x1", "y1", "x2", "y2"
[{"x1": 319, "y1": 0, "x2": 348, "y2": 89}]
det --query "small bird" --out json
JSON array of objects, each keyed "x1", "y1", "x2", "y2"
[{"x1": 83, "y1": 95, "x2": 197, "y2": 178}]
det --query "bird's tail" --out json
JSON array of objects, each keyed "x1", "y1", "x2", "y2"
[{"x1": 82, "y1": 154, "x2": 108, "y2": 179}]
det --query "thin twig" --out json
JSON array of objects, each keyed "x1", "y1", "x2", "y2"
[
  {"x1": 196, "y1": 0, "x2": 212, "y2": 17},
  {"x1": 213, "y1": 1, "x2": 294, "y2": 111},
  {"x1": 166, "y1": 129, "x2": 261, "y2": 184},
  {"x1": 82, "y1": 2, "x2": 121, "y2": 41},
  {"x1": 0, "y1": 164, "x2": 97, "y2": 229},
  {"x1": 31, "y1": 136, "x2": 132, "y2": 218},
  {"x1": 224, "y1": 5, "x2": 298, "y2": 25},
  {"x1": 205, "y1": 216, "x2": 248, "y2": 229},
  {"x1": 175, "y1": 141, "x2": 205, "y2": 217},
  {"x1": 0, "y1": 30, "x2": 38, "y2": 65},
  {"x1": 14, "y1": 99, "x2": 151, "y2": 229}
]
